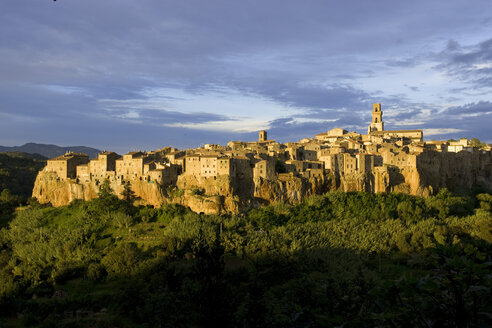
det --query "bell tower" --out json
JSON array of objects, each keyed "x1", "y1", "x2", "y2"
[
  {"x1": 368, "y1": 103, "x2": 384, "y2": 134},
  {"x1": 259, "y1": 130, "x2": 267, "y2": 142}
]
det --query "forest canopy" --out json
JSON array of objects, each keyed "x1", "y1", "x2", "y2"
[{"x1": 0, "y1": 189, "x2": 491, "y2": 327}]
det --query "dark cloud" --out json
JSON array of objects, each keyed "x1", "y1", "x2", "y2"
[
  {"x1": 426, "y1": 114, "x2": 492, "y2": 142},
  {"x1": 1, "y1": 1, "x2": 492, "y2": 149},
  {"x1": 436, "y1": 38, "x2": 492, "y2": 88},
  {"x1": 444, "y1": 101, "x2": 492, "y2": 115},
  {"x1": 446, "y1": 39, "x2": 460, "y2": 52},
  {"x1": 387, "y1": 101, "x2": 492, "y2": 143},
  {"x1": 266, "y1": 110, "x2": 373, "y2": 143},
  {"x1": 247, "y1": 82, "x2": 374, "y2": 111}
]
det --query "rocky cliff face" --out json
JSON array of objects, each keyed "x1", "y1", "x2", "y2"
[
  {"x1": 416, "y1": 151, "x2": 492, "y2": 193},
  {"x1": 32, "y1": 172, "x2": 166, "y2": 207},
  {"x1": 32, "y1": 150, "x2": 492, "y2": 214}
]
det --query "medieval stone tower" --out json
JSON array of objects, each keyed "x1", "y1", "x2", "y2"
[
  {"x1": 368, "y1": 103, "x2": 384, "y2": 134},
  {"x1": 259, "y1": 130, "x2": 267, "y2": 142}
]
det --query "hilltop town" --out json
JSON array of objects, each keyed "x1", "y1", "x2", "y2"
[{"x1": 33, "y1": 104, "x2": 492, "y2": 214}]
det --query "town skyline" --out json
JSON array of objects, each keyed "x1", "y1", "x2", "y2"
[
  {"x1": 34, "y1": 102, "x2": 492, "y2": 214},
  {"x1": 1, "y1": 1, "x2": 492, "y2": 154}
]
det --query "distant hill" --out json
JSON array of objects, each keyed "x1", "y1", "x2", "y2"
[
  {"x1": 0, "y1": 143, "x2": 101, "y2": 159},
  {"x1": 0, "y1": 151, "x2": 47, "y2": 199}
]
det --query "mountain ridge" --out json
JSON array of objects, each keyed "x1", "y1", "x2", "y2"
[{"x1": 0, "y1": 142, "x2": 101, "y2": 159}]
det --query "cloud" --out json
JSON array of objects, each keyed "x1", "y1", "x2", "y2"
[
  {"x1": 423, "y1": 128, "x2": 465, "y2": 136},
  {"x1": 1, "y1": 1, "x2": 492, "y2": 149},
  {"x1": 164, "y1": 119, "x2": 268, "y2": 133},
  {"x1": 102, "y1": 107, "x2": 231, "y2": 126},
  {"x1": 384, "y1": 58, "x2": 419, "y2": 68},
  {"x1": 246, "y1": 82, "x2": 374, "y2": 112},
  {"x1": 404, "y1": 84, "x2": 419, "y2": 92},
  {"x1": 444, "y1": 101, "x2": 492, "y2": 116},
  {"x1": 435, "y1": 38, "x2": 492, "y2": 88}
]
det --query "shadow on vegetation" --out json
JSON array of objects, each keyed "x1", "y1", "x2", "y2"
[{"x1": 0, "y1": 190, "x2": 491, "y2": 327}]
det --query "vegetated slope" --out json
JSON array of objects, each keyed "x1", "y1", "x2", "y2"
[
  {"x1": 0, "y1": 152, "x2": 47, "y2": 199},
  {"x1": 0, "y1": 142, "x2": 100, "y2": 159},
  {"x1": 0, "y1": 190, "x2": 491, "y2": 327}
]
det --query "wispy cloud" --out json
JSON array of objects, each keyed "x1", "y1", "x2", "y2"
[{"x1": 424, "y1": 128, "x2": 465, "y2": 136}]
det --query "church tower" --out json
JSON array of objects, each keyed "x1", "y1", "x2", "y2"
[
  {"x1": 368, "y1": 103, "x2": 384, "y2": 134},
  {"x1": 258, "y1": 130, "x2": 267, "y2": 142}
]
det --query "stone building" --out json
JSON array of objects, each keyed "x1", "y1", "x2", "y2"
[
  {"x1": 233, "y1": 156, "x2": 254, "y2": 181},
  {"x1": 200, "y1": 155, "x2": 219, "y2": 178},
  {"x1": 115, "y1": 151, "x2": 152, "y2": 179},
  {"x1": 343, "y1": 153, "x2": 358, "y2": 174},
  {"x1": 424, "y1": 141, "x2": 448, "y2": 152},
  {"x1": 253, "y1": 158, "x2": 276, "y2": 180},
  {"x1": 147, "y1": 164, "x2": 180, "y2": 186},
  {"x1": 366, "y1": 103, "x2": 423, "y2": 143},
  {"x1": 227, "y1": 141, "x2": 246, "y2": 150},
  {"x1": 369, "y1": 130, "x2": 423, "y2": 143},
  {"x1": 33, "y1": 101, "x2": 492, "y2": 213},
  {"x1": 76, "y1": 164, "x2": 90, "y2": 182},
  {"x1": 185, "y1": 155, "x2": 202, "y2": 176},
  {"x1": 448, "y1": 138, "x2": 472, "y2": 153},
  {"x1": 285, "y1": 160, "x2": 323, "y2": 174},
  {"x1": 356, "y1": 154, "x2": 374, "y2": 173},
  {"x1": 382, "y1": 151, "x2": 417, "y2": 168},
  {"x1": 165, "y1": 150, "x2": 186, "y2": 164},
  {"x1": 46, "y1": 152, "x2": 89, "y2": 179},
  {"x1": 217, "y1": 157, "x2": 235, "y2": 176},
  {"x1": 88, "y1": 151, "x2": 120, "y2": 179}
]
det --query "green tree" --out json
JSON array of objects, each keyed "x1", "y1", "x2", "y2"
[
  {"x1": 370, "y1": 243, "x2": 492, "y2": 327},
  {"x1": 477, "y1": 193, "x2": 492, "y2": 212},
  {"x1": 470, "y1": 137, "x2": 486, "y2": 149},
  {"x1": 121, "y1": 181, "x2": 137, "y2": 205},
  {"x1": 111, "y1": 211, "x2": 134, "y2": 229},
  {"x1": 97, "y1": 179, "x2": 113, "y2": 199},
  {"x1": 0, "y1": 189, "x2": 18, "y2": 203},
  {"x1": 101, "y1": 243, "x2": 140, "y2": 277},
  {"x1": 426, "y1": 188, "x2": 468, "y2": 219},
  {"x1": 93, "y1": 179, "x2": 122, "y2": 213},
  {"x1": 0, "y1": 189, "x2": 21, "y2": 225},
  {"x1": 192, "y1": 225, "x2": 231, "y2": 327}
]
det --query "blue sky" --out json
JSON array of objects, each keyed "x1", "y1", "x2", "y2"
[{"x1": 1, "y1": 0, "x2": 491, "y2": 153}]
